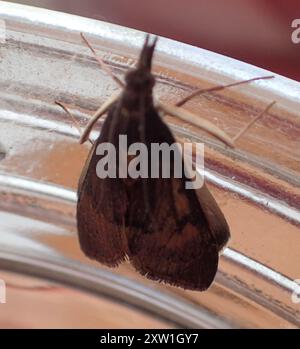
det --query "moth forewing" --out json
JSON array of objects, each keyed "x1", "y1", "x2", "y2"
[
  {"x1": 120, "y1": 102, "x2": 220, "y2": 290},
  {"x1": 176, "y1": 139, "x2": 230, "y2": 252},
  {"x1": 195, "y1": 183, "x2": 230, "y2": 252},
  {"x1": 77, "y1": 103, "x2": 129, "y2": 267},
  {"x1": 77, "y1": 139, "x2": 97, "y2": 196}
]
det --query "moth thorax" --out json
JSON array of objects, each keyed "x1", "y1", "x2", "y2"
[{"x1": 125, "y1": 69, "x2": 155, "y2": 93}]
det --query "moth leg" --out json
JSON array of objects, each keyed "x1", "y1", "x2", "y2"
[
  {"x1": 233, "y1": 101, "x2": 276, "y2": 142},
  {"x1": 55, "y1": 101, "x2": 94, "y2": 145},
  {"x1": 157, "y1": 100, "x2": 235, "y2": 147},
  {"x1": 157, "y1": 80, "x2": 275, "y2": 147},
  {"x1": 156, "y1": 76, "x2": 274, "y2": 147},
  {"x1": 79, "y1": 92, "x2": 120, "y2": 144},
  {"x1": 175, "y1": 75, "x2": 274, "y2": 107},
  {"x1": 80, "y1": 32, "x2": 125, "y2": 88}
]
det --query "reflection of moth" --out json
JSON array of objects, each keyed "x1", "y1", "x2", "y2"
[
  {"x1": 57, "y1": 34, "x2": 274, "y2": 291},
  {"x1": 291, "y1": 19, "x2": 300, "y2": 44}
]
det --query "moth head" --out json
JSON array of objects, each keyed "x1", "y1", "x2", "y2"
[{"x1": 125, "y1": 35, "x2": 157, "y2": 92}]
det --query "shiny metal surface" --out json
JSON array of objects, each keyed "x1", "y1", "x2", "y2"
[{"x1": 0, "y1": 2, "x2": 299, "y2": 328}]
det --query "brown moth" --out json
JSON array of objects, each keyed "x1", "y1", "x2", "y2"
[{"x1": 57, "y1": 34, "x2": 274, "y2": 291}]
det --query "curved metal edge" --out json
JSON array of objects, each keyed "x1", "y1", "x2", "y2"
[
  {"x1": 0, "y1": 250, "x2": 233, "y2": 329},
  {"x1": 0, "y1": 1, "x2": 299, "y2": 107},
  {"x1": 1, "y1": 104, "x2": 300, "y2": 224},
  {"x1": 0, "y1": 173, "x2": 298, "y2": 299}
]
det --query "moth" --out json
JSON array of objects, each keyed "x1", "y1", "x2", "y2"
[{"x1": 57, "y1": 34, "x2": 274, "y2": 291}]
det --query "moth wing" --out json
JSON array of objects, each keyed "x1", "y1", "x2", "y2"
[
  {"x1": 126, "y1": 176, "x2": 219, "y2": 291},
  {"x1": 77, "y1": 184, "x2": 128, "y2": 267},
  {"x1": 196, "y1": 183, "x2": 230, "y2": 252},
  {"x1": 124, "y1": 111, "x2": 219, "y2": 290},
  {"x1": 77, "y1": 104, "x2": 129, "y2": 267}
]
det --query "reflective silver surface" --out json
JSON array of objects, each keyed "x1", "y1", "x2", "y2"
[{"x1": 0, "y1": 1, "x2": 299, "y2": 328}]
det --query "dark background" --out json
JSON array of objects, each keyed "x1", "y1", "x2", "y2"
[{"x1": 10, "y1": 0, "x2": 300, "y2": 81}]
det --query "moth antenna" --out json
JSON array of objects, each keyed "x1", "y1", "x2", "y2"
[
  {"x1": 157, "y1": 101, "x2": 235, "y2": 148},
  {"x1": 137, "y1": 34, "x2": 158, "y2": 71},
  {"x1": 176, "y1": 76, "x2": 274, "y2": 107},
  {"x1": 55, "y1": 101, "x2": 94, "y2": 145},
  {"x1": 144, "y1": 33, "x2": 150, "y2": 46},
  {"x1": 79, "y1": 92, "x2": 120, "y2": 144},
  {"x1": 233, "y1": 101, "x2": 276, "y2": 142},
  {"x1": 80, "y1": 32, "x2": 125, "y2": 88}
]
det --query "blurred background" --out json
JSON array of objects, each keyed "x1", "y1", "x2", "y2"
[{"x1": 8, "y1": 0, "x2": 300, "y2": 81}]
